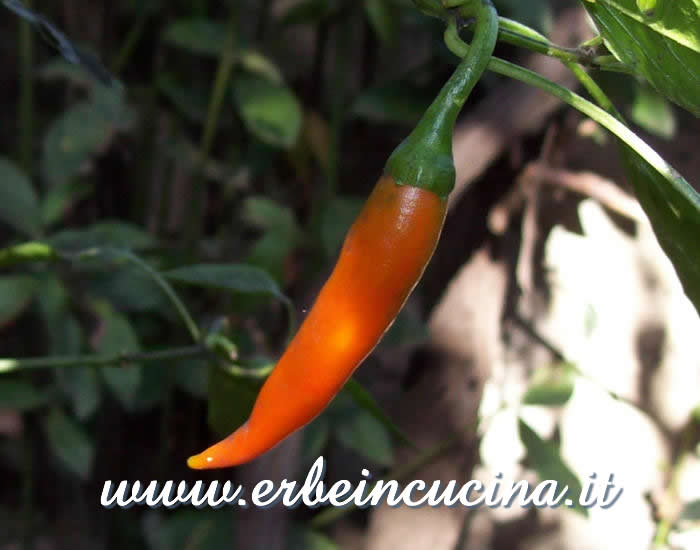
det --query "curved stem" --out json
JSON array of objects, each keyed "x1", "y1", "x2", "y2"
[
  {"x1": 385, "y1": 0, "x2": 499, "y2": 197},
  {"x1": 116, "y1": 250, "x2": 202, "y2": 343},
  {"x1": 443, "y1": 22, "x2": 699, "y2": 208},
  {"x1": 112, "y1": 9, "x2": 149, "y2": 74},
  {"x1": 65, "y1": 246, "x2": 202, "y2": 343},
  {"x1": 461, "y1": 16, "x2": 633, "y2": 74},
  {"x1": 185, "y1": 5, "x2": 238, "y2": 252},
  {"x1": 565, "y1": 62, "x2": 622, "y2": 119},
  {"x1": 419, "y1": 2, "x2": 498, "y2": 146}
]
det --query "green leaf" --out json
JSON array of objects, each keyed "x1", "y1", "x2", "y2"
[
  {"x1": 44, "y1": 408, "x2": 95, "y2": 479},
  {"x1": 157, "y1": 73, "x2": 211, "y2": 123},
  {"x1": 162, "y1": 18, "x2": 229, "y2": 57},
  {"x1": 243, "y1": 197, "x2": 303, "y2": 282},
  {"x1": 41, "y1": 181, "x2": 93, "y2": 227},
  {"x1": 582, "y1": 0, "x2": 700, "y2": 116},
  {"x1": 518, "y1": 418, "x2": 586, "y2": 516},
  {"x1": 174, "y1": 360, "x2": 208, "y2": 399},
  {"x1": 321, "y1": 196, "x2": 364, "y2": 257},
  {"x1": 681, "y1": 499, "x2": 700, "y2": 521},
  {"x1": 47, "y1": 220, "x2": 155, "y2": 252},
  {"x1": 352, "y1": 83, "x2": 432, "y2": 126},
  {"x1": 39, "y1": 57, "x2": 98, "y2": 89},
  {"x1": 244, "y1": 197, "x2": 302, "y2": 235},
  {"x1": 0, "y1": 275, "x2": 38, "y2": 327},
  {"x1": 289, "y1": 524, "x2": 339, "y2": 550},
  {"x1": 57, "y1": 366, "x2": 101, "y2": 420},
  {"x1": 636, "y1": 0, "x2": 658, "y2": 17},
  {"x1": 629, "y1": 84, "x2": 677, "y2": 139},
  {"x1": 617, "y1": 143, "x2": 700, "y2": 316},
  {"x1": 589, "y1": 0, "x2": 700, "y2": 52},
  {"x1": 88, "y1": 266, "x2": 168, "y2": 313},
  {"x1": 238, "y1": 50, "x2": 284, "y2": 83},
  {"x1": 336, "y1": 409, "x2": 394, "y2": 466},
  {"x1": 42, "y1": 101, "x2": 123, "y2": 187},
  {"x1": 301, "y1": 416, "x2": 331, "y2": 466},
  {"x1": 522, "y1": 363, "x2": 576, "y2": 406},
  {"x1": 131, "y1": 364, "x2": 168, "y2": 412},
  {"x1": 165, "y1": 263, "x2": 288, "y2": 302},
  {"x1": 232, "y1": 73, "x2": 302, "y2": 148},
  {"x1": 344, "y1": 378, "x2": 418, "y2": 449},
  {"x1": 0, "y1": 380, "x2": 49, "y2": 411},
  {"x1": 92, "y1": 303, "x2": 142, "y2": 411},
  {"x1": 207, "y1": 365, "x2": 262, "y2": 438},
  {"x1": 364, "y1": 0, "x2": 398, "y2": 45},
  {"x1": 0, "y1": 157, "x2": 41, "y2": 237}
]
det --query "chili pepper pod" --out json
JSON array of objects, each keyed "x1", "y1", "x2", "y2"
[{"x1": 187, "y1": 0, "x2": 498, "y2": 470}]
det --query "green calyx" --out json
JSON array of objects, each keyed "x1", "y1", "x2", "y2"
[{"x1": 385, "y1": 0, "x2": 498, "y2": 198}]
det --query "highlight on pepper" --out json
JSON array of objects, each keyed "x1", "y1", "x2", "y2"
[{"x1": 187, "y1": 0, "x2": 499, "y2": 470}]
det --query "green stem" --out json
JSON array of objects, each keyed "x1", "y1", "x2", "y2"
[
  {"x1": 18, "y1": 0, "x2": 34, "y2": 174},
  {"x1": 112, "y1": 9, "x2": 149, "y2": 74},
  {"x1": 579, "y1": 35, "x2": 604, "y2": 49},
  {"x1": 0, "y1": 242, "x2": 202, "y2": 344},
  {"x1": 488, "y1": 17, "x2": 632, "y2": 74},
  {"x1": 385, "y1": 0, "x2": 499, "y2": 197},
  {"x1": 186, "y1": 7, "x2": 238, "y2": 251},
  {"x1": 443, "y1": 23, "x2": 699, "y2": 209},
  {"x1": 565, "y1": 62, "x2": 622, "y2": 119},
  {"x1": 0, "y1": 346, "x2": 208, "y2": 374},
  {"x1": 0, "y1": 242, "x2": 56, "y2": 266},
  {"x1": 116, "y1": 249, "x2": 202, "y2": 343},
  {"x1": 327, "y1": 13, "x2": 352, "y2": 197}
]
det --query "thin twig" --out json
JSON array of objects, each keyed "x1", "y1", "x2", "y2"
[
  {"x1": 0, "y1": 346, "x2": 208, "y2": 374},
  {"x1": 460, "y1": 16, "x2": 632, "y2": 74}
]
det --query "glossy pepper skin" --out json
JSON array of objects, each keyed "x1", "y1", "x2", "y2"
[
  {"x1": 188, "y1": 176, "x2": 445, "y2": 468},
  {"x1": 188, "y1": 0, "x2": 498, "y2": 470}
]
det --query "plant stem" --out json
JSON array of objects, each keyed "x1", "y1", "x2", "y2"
[
  {"x1": 443, "y1": 22, "x2": 699, "y2": 208},
  {"x1": 0, "y1": 346, "x2": 208, "y2": 374},
  {"x1": 326, "y1": 13, "x2": 352, "y2": 197},
  {"x1": 465, "y1": 16, "x2": 633, "y2": 74},
  {"x1": 112, "y1": 9, "x2": 149, "y2": 74},
  {"x1": 0, "y1": 242, "x2": 56, "y2": 266},
  {"x1": 18, "y1": 0, "x2": 34, "y2": 174},
  {"x1": 565, "y1": 62, "x2": 622, "y2": 119},
  {"x1": 117, "y1": 249, "x2": 202, "y2": 343},
  {"x1": 185, "y1": 7, "x2": 238, "y2": 252}
]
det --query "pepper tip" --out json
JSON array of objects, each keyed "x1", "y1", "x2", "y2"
[{"x1": 187, "y1": 453, "x2": 210, "y2": 470}]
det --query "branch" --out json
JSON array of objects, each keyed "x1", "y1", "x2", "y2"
[{"x1": 0, "y1": 346, "x2": 208, "y2": 374}]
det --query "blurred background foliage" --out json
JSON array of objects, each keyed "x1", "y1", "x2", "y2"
[{"x1": 0, "y1": 0, "x2": 698, "y2": 549}]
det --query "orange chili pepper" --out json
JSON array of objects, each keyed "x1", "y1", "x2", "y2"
[{"x1": 187, "y1": 0, "x2": 498, "y2": 469}]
